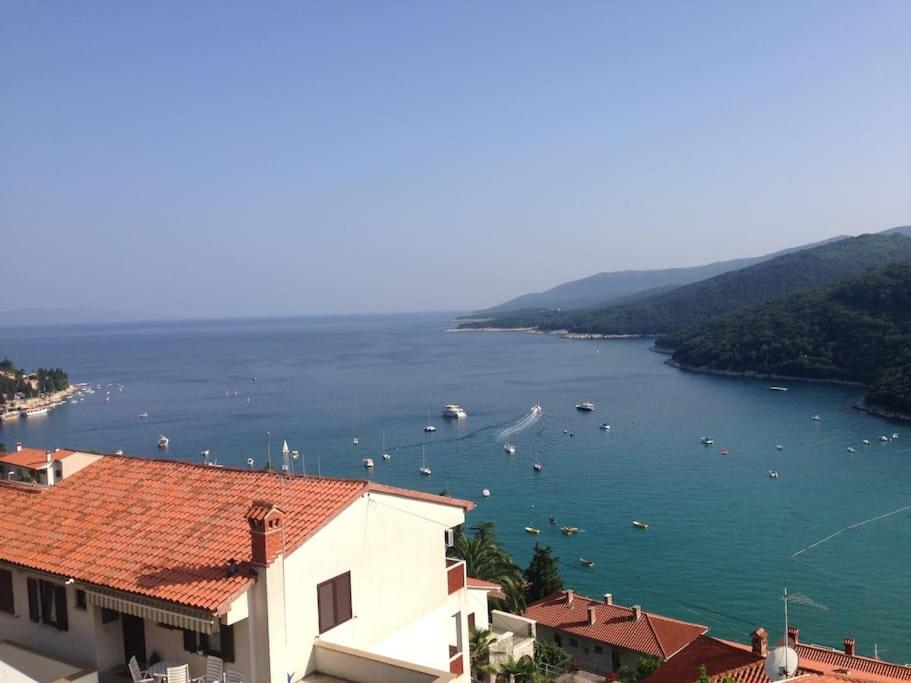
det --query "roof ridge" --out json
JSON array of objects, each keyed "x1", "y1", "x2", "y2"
[
  {"x1": 797, "y1": 642, "x2": 911, "y2": 672},
  {"x1": 642, "y1": 611, "x2": 669, "y2": 658}
]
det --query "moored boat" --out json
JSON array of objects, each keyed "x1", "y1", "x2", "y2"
[
  {"x1": 560, "y1": 526, "x2": 579, "y2": 536},
  {"x1": 441, "y1": 404, "x2": 467, "y2": 419},
  {"x1": 632, "y1": 520, "x2": 648, "y2": 529},
  {"x1": 769, "y1": 386, "x2": 789, "y2": 392},
  {"x1": 481, "y1": 489, "x2": 491, "y2": 497},
  {"x1": 362, "y1": 458, "x2": 374, "y2": 468},
  {"x1": 21, "y1": 406, "x2": 49, "y2": 417},
  {"x1": 576, "y1": 402, "x2": 596, "y2": 412},
  {"x1": 533, "y1": 462, "x2": 542, "y2": 471},
  {"x1": 769, "y1": 470, "x2": 779, "y2": 479},
  {"x1": 701, "y1": 436, "x2": 714, "y2": 445},
  {"x1": 504, "y1": 442, "x2": 516, "y2": 455},
  {"x1": 579, "y1": 557, "x2": 595, "y2": 567},
  {"x1": 158, "y1": 435, "x2": 169, "y2": 448},
  {"x1": 600, "y1": 423, "x2": 611, "y2": 430},
  {"x1": 524, "y1": 526, "x2": 541, "y2": 535}
]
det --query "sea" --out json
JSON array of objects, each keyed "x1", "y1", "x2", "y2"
[{"x1": 2, "y1": 313, "x2": 910, "y2": 660}]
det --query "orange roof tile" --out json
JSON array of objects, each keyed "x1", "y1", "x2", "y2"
[
  {"x1": 467, "y1": 577, "x2": 501, "y2": 591},
  {"x1": 795, "y1": 644, "x2": 911, "y2": 682},
  {"x1": 0, "y1": 454, "x2": 471, "y2": 613},
  {"x1": 0, "y1": 447, "x2": 77, "y2": 469},
  {"x1": 527, "y1": 590, "x2": 707, "y2": 659}
]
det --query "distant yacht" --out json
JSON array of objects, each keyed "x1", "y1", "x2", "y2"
[
  {"x1": 533, "y1": 462, "x2": 542, "y2": 472},
  {"x1": 352, "y1": 437, "x2": 359, "y2": 446},
  {"x1": 419, "y1": 445, "x2": 431, "y2": 476},
  {"x1": 21, "y1": 406, "x2": 49, "y2": 417},
  {"x1": 524, "y1": 526, "x2": 541, "y2": 535},
  {"x1": 504, "y1": 442, "x2": 516, "y2": 455},
  {"x1": 776, "y1": 443, "x2": 784, "y2": 451},
  {"x1": 138, "y1": 412, "x2": 150, "y2": 419},
  {"x1": 481, "y1": 488, "x2": 491, "y2": 497},
  {"x1": 701, "y1": 436, "x2": 714, "y2": 445},
  {"x1": 158, "y1": 435, "x2": 169, "y2": 449},
  {"x1": 812, "y1": 415, "x2": 822, "y2": 422},
  {"x1": 600, "y1": 423, "x2": 611, "y2": 430},
  {"x1": 362, "y1": 458, "x2": 374, "y2": 469},
  {"x1": 847, "y1": 447, "x2": 856, "y2": 453},
  {"x1": 880, "y1": 435, "x2": 890, "y2": 442},
  {"x1": 632, "y1": 520, "x2": 649, "y2": 529},
  {"x1": 441, "y1": 404, "x2": 467, "y2": 419},
  {"x1": 769, "y1": 470, "x2": 779, "y2": 479},
  {"x1": 862, "y1": 439, "x2": 871, "y2": 445},
  {"x1": 769, "y1": 386, "x2": 789, "y2": 392},
  {"x1": 576, "y1": 402, "x2": 595, "y2": 412}
]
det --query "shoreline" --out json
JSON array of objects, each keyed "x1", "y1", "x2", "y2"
[
  {"x1": 852, "y1": 401, "x2": 911, "y2": 423},
  {"x1": 2, "y1": 384, "x2": 78, "y2": 412},
  {"x1": 664, "y1": 357, "x2": 868, "y2": 387},
  {"x1": 448, "y1": 326, "x2": 656, "y2": 340}
]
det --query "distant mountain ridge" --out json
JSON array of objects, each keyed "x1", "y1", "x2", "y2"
[
  {"x1": 475, "y1": 236, "x2": 848, "y2": 315},
  {"x1": 462, "y1": 232, "x2": 911, "y2": 335}
]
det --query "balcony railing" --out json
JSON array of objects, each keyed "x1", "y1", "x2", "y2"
[
  {"x1": 312, "y1": 640, "x2": 455, "y2": 682},
  {"x1": 446, "y1": 557, "x2": 465, "y2": 594}
]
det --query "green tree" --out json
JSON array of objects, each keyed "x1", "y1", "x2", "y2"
[
  {"x1": 497, "y1": 655, "x2": 538, "y2": 682},
  {"x1": 468, "y1": 627, "x2": 496, "y2": 680},
  {"x1": 533, "y1": 639, "x2": 571, "y2": 675},
  {"x1": 636, "y1": 656, "x2": 662, "y2": 679},
  {"x1": 524, "y1": 543, "x2": 563, "y2": 603},
  {"x1": 697, "y1": 664, "x2": 711, "y2": 683},
  {"x1": 451, "y1": 522, "x2": 526, "y2": 613}
]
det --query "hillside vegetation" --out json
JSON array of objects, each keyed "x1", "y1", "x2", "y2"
[
  {"x1": 464, "y1": 234, "x2": 911, "y2": 335},
  {"x1": 661, "y1": 261, "x2": 911, "y2": 415}
]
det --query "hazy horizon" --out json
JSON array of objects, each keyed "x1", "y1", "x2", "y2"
[{"x1": 4, "y1": 2, "x2": 910, "y2": 318}]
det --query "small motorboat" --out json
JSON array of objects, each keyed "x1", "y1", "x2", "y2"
[
  {"x1": 533, "y1": 463, "x2": 542, "y2": 472},
  {"x1": 600, "y1": 423, "x2": 611, "y2": 431},
  {"x1": 569, "y1": 432, "x2": 575, "y2": 438},
  {"x1": 892, "y1": 432, "x2": 900, "y2": 440},
  {"x1": 201, "y1": 449, "x2": 210, "y2": 458},
  {"x1": 157, "y1": 435, "x2": 169, "y2": 449},
  {"x1": 769, "y1": 386, "x2": 789, "y2": 392},
  {"x1": 880, "y1": 435, "x2": 890, "y2": 442},
  {"x1": 362, "y1": 458, "x2": 374, "y2": 468},
  {"x1": 481, "y1": 489, "x2": 491, "y2": 497},
  {"x1": 504, "y1": 442, "x2": 516, "y2": 455},
  {"x1": 114, "y1": 449, "x2": 124, "y2": 455},
  {"x1": 576, "y1": 402, "x2": 596, "y2": 412},
  {"x1": 138, "y1": 412, "x2": 150, "y2": 419},
  {"x1": 424, "y1": 424, "x2": 437, "y2": 433},
  {"x1": 580, "y1": 557, "x2": 595, "y2": 567},
  {"x1": 382, "y1": 453, "x2": 391, "y2": 460},
  {"x1": 548, "y1": 516, "x2": 556, "y2": 525},
  {"x1": 531, "y1": 403, "x2": 543, "y2": 413},
  {"x1": 847, "y1": 447, "x2": 856, "y2": 453},
  {"x1": 563, "y1": 429, "x2": 568, "y2": 434},
  {"x1": 524, "y1": 526, "x2": 541, "y2": 535},
  {"x1": 701, "y1": 436, "x2": 714, "y2": 445},
  {"x1": 776, "y1": 443, "x2": 784, "y2": 451},
  {"x1": 769, "y1": 470, "x2": 779, "y2": 479},
  {"x1": 862, "y1": 439, "x2": 871, "y2": 445},
  {"x1": 561, "y1": 526, "x2": 579, "y2": 536},
  {"x1": 352, "y1": 438, "x2": 359, "y2": 446},
  {"x1": 812, "y1": 415, "x2": 822, "y2": 422},
  {"x1": 632, "y1": 521, "x2": 648, "y2": 529},
  {"x1": 720, "y1": 448, "x2": 729, "y2": 456}
]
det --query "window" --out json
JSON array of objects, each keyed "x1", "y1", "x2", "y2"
[
  {"x1": 26, "y1": 579, "x2": 68, "y2": 630},
  {"x1": 553, "y1": 633, "x2": 562, "y2": 647},
  {"x1": 316, "y1": 572, "x2": 352, "y2": 633},
  {"x1": 594, "y1": 645, "x2": 603, "y2": 654},
  {"x1": 569, "y1": 637, "x2": 578, "y2": 647},
  {"x1": 75, "y1": 590, "x2": 87, "y2": 610},
  {"x1": 611, "y1": 649, "x2": 621, "y2": 671},
  {"x1": 183, "y1": 624, "x2": 235, "y2": 662},
  {"x1": 0, "y1": 569, "x2": 13, "y2": 614}
]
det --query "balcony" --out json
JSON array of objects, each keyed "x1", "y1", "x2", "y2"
[
  {"x1": 310, "y1": 640, "x2": 455, "y2": 683},
  {"x1": 0, "y1": 640, "x2": 99, "y2": 683},
  {"x1": 446, "y1": 557, "x2": 465, "y2": 594},
  {"x1": 489, "y1": 610, "x2": 537, "y2": 669}
]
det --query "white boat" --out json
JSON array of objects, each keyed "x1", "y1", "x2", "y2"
[
  {"x1": 769, "y1": 470, "x2": 779, "y2": 479},
  {"x1": 424, "y1": 410, "x2": 437, "y2": 432},
  {"x1": 847, "y1": 447, "x2": 856, "y2": 453},
  {"x1": 862, "y1": 439, "x2": 870, "y2": 445},
  {"x1": 776, "y1": 443, "x2": 784, "y2": 451},
  {"x1": 812, "y1": 415, "x2": 822, "y2": 422},
  {"x1": 352, "y1": 438, "x2": 359, "y2": 446},
  {"x1": 481, "y1": 488, "x2": 491, "y2": 497},
  {"x1": 701, "y1": 436, "x2": 715, "y2": 445},
  {"x1": 381, "y1": 431, "x2": 391, "y2": 461},
  {"x1": 600, "y1": 423, "x2": 611, "y2": 430},
  {"x1": 579, "y1": 557, "x2": 595, "y2": 567},
  {"x1": 21, "y1": 406, "x2": 49, "y2": 417},
  {"x1": 504, "y1": 442, "x2": 516, "y2": 455},
  {"x1": 632, "y1": 520, "x2": 649, "y2": 529},
  {"x1": 880, "y1": 435, "x2": 889, "y2": 442},
  {"x1": 769, "y1": 386, "x2": 789, "y2": 392},
  {"x1": 138, "y1": 412, "x2": 150, "y2": 419},
  {"x1": 419, "y1": 446, "x2": 431, "y2": 476},
  {"x1": 114, "y1": 449, "x2": 124, "y2": 455},
  {"x1": 531, "y1": 403, "x2": 543, "y2": 414},
  {"x1": 533, "y1": 463, "x2": 542, "y2": 472},
  {"x1": 158, "y1": 435, "x2": 169, "y2": 449},
  {"x1": 892, "y1": 433, "x2": 900, "y2": 440},
  {"x1": 441, "y1": 404, "x2": 467, "y2": 419},
  {"x1": 576, "y1": 402, "x2": 596, "y2": 412},
  {"x1": 362, "y1": 458, "x2": 374, "y2": 468},
  {"x1": 524, "y1": 526, "x2": 541, "y2": 535},
  {"x1": 0, "y1": 410, "x2": 21, "y2": 421}
]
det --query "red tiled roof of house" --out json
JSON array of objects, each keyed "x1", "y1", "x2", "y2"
[
  {"x1": 467, "y1": 577, "x2": 501, "y2": 590},
  {"x1": 795, "y1": 643, "x2": 911, "y2": 682},
  {"x1": 644, "y1": 635, "x2": 762, "y2": 683},
  {"x1": 0, "y1": 447, "x2": 78, "y2": 469},
  {"x1": 526, "y1": 590, "x2": 708, "y2": 659},
  {"x1": 0, "y1": 454, "x2": 472, "y2": 613}
]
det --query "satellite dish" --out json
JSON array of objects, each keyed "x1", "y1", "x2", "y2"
[
  {"x1": 764, "y1": 646, "x2": 798, "y2": 681},
  {"x1": 246, "y1": 457, "x2": 255, "y2": 467}
]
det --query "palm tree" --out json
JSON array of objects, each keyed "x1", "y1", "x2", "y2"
[
  {"x1": 497, "y1": 655, "x2": 539, "y2": 682},
  {"x1": 469, "y1": 627, "x2": 496, "y2": 680},
  {"x1": 452, "y1": 522, "x2": 527, "y2": 613}
]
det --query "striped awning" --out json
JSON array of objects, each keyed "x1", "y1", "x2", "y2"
[{"x1": 86, "y1": 587, "x2": 220, "y2": 634}]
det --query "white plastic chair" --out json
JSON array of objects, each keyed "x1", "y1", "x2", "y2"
[
  {"x1": 194, "y1": 655, "x2": 223, "y2": 683},
  {"x1": 225, "y1": 671, "x2": 245, "y2": 683},
  {"x1": 129, "y1": 656, "x2": 154, "y2": 683},
  {"x1": 166, "y1": 665, "x2": 189, "y2": 683}
]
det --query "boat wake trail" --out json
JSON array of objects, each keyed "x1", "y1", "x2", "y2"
[
  {"x1": 791, "y1": 503, "x2": 911, "y2": 557},
  {"x1": 497, "y1": 405, "x2": 543, "y2": 441}
]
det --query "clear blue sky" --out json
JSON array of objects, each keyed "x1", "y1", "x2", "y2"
[{"x1": 3, "y1": 1, "x2": 910, "y2": 318}]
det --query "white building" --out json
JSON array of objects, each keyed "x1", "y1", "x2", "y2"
[{"x1": 0, "y1": 450, "x2": 479, "y2": 682}]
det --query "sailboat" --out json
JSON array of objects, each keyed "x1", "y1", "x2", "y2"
[
  {"x1": 381, "y1": 430, "x2": 391, "y2": 460},
  {"x1": 419, "y1": 445, "x2": 432, "y2": 476}
]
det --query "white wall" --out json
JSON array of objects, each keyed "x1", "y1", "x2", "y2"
[{"x1": 60, "y1": 452, "x2": 103, "y2": 479}]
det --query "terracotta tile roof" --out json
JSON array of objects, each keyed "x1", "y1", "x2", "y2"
[
  {"x1": 0, "y1": 454, "x2": 471, "y2": 613},
  {"x1": 645, "y1": 635, "x2": 911, "y2": 683},
  {"x1": 526, "y1": 590, "x2": 707, "y2": 659},
  {"x1": 467, "y1": 577, "x2": 501, "y2": 590},
  {"x1": 0, "y1": 447, "x2": 77, "y2": 469}
]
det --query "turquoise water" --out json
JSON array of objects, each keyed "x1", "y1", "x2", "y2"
[{"x1": 2, "y1": 314, "x2": 910, "y2": 659}]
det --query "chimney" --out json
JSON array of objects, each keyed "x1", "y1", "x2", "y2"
[
  {"x1": 844, "y1": 638, "x2": 856, "y2": 657},
  {"x1": 788, "y1": 626, "x2": 800, "y2": 645},
  {"x1": 15, "y1": 442, "x2": 22, "y2": 452},
  {"x1": 565, "y1": 590, "x2": 574, "y2": 606},
  {"x1": 632, "y1": 605, "x2": 642, "y2": 621},
  {"x1": 246, "y1": 500, "x2": 285, "y2": 567},
  {"x1": 603, "y1": 593, "x2": 613, "y2": 605},
  {"x1": 751, "y1": 628, "x2": 768, "y2": 657},
  {"x1": 46, "y1": 451, "x2": 52, "y2": 463},
  {"x1": 587, "y1": 605, "x2": 597, "y2": 625}
]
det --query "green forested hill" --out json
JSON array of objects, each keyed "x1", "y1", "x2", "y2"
[
  {"x1": 464, "y1": 233, "x2": 911, "y2": 335},
  {"x1": 661, "y1": 261, "x2": 911, "y2": 415}
]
